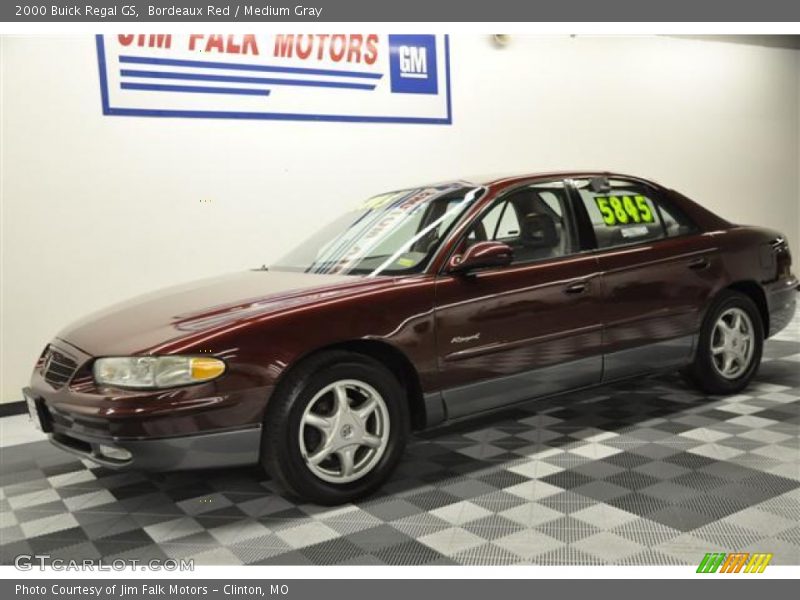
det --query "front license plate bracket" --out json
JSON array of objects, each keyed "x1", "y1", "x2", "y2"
[{"x1": 24, "y1": 393, "x2": 52, "y2": 433}]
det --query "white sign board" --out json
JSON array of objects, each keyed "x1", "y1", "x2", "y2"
[{"x1": 96, "y1": 34, "x2": 452, "y2": 124}]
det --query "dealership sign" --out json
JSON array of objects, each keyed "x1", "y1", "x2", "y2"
[{"x1": 95, "y1": 34, "x2": 452, "y2": 124}]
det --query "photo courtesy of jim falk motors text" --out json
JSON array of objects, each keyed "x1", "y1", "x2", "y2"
[{"x1": 15, "y1": 583, "x2": 290, "y2": 596}]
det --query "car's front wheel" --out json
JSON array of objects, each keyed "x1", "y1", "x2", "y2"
[
  {"x1": 684, "y1": 290, "x2": 764, "y2": 395},
  {"x1": 261, "y1": 351, "x2": 409, "y2": 505}
]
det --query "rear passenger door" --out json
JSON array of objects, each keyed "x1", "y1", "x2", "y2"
[{"x1": 569, "y1": 177, "x2": 720, "y2": 381}]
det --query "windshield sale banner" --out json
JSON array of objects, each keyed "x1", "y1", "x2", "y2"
[{"x1": 95, "y1": 33, "x2": 452, "y2": 123}]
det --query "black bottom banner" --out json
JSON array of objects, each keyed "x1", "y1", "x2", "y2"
[{"x1": 2, "y1": 579, "x2": 794, "y2": 600}]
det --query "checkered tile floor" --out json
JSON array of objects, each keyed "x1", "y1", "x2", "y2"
[{"x1": 2, "y1": 313, "x2": 798, "y2": 566}]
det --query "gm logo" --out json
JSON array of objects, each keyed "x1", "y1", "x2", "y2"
[{"x1": 389, "y1": 35, "x2": 438, "y2": 95}]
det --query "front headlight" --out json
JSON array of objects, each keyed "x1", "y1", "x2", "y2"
[{"x1": 93, "y1": 356, "x2": 226, "y2": 389}]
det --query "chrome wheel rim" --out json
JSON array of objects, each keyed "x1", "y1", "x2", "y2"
[
  {"x1": 710, "y1": 307, "x2": 755, "y2": 380},
  {"x1": 298, "y1": 379, "x2": 390, "y2": 484}
]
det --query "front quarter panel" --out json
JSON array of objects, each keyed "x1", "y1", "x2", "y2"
[{"x1": 157, "y1": 274, "x2": 440, "y2": 423}]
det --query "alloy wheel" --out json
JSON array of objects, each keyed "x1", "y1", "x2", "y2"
[
  {"x1": 298, "y1": 379, "x2": 390, "y2": 484},
  {"x1": 710, "y1": 307, "x2": 755, "y2": 380}
]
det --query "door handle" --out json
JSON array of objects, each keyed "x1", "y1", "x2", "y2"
[
  {"x1": 564, "y1": 282, "x2": 588, "y2": 294},
  {"x1": 688, "y1": 257, "x2": 710, "y2": 270}
]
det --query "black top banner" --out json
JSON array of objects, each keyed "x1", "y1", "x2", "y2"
[{"x1": 4, "y1": 0, "x2": 800, "y2": 22}]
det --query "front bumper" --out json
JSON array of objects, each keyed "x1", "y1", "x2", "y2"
[
  {"x1": 25, "y1": 338, "x2": 272, "y2": 471},
  {"x1": 46, "y1": 423, "x2": 262, "y2": 471}
]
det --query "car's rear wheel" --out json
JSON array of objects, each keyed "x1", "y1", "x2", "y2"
[
  {"x1": 684, "y1": 290, "x2": 764, "y2": 395},
  {"x1": 261, "y1": 351, "x2": 408, "y2": 505}
]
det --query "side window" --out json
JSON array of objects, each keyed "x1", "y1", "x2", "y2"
[
  {"x1": 464, "y1": 182, "x2": 575, "y2": 264},
  {"x1": 659, "y1": 201, "x2": 698, "y2": 238},
  {"x1": 476, "y1": 202, "x2": 505, "y2": 241},
  {"x1": 495, "y1": 204, "x2": 521, "y2": 240},
  {"x1": 575, "y1": 179, "x2": 669, "y2": 249},
  {"x1": 539, "y1": 191, "x2": 563, "y2": 217}
]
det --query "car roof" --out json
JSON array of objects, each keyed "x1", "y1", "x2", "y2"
[{"x1": 453, "y1": 171, "x2": 662, "y2": 188}]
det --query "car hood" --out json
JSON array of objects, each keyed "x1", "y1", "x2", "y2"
[{"x1": 57, "y1": 269, "x2": 382, "y2": 356}]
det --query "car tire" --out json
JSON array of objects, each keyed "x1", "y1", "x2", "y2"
[
  {"x1": 260, "y1": 350, "x2": 409, "y2": 505},
  {"x1": 684, "y1": 290, "x2": 764, "y2": 395}
]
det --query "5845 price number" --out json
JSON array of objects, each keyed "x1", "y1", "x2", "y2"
[{"x1": 594, "y1": 195, "x2": 655, "y2": 226}]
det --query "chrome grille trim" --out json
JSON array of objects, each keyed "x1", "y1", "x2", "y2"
[{"x1": 42, "y1": 347, "x2": 78, "y2": 389}]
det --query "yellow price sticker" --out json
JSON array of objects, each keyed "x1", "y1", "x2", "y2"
[
  {"x1": 594, "y1": 195, "x2": 654, "y2": 226},
  {"x1": 360, "y1": 192, "x2": 403, "y2": 211}
]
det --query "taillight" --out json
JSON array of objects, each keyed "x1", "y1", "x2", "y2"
[{"x1": 770, "y1": 237, "x2": 792, "y2": 280}]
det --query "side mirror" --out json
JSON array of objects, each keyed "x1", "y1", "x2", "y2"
[{"x1": 448, "y1": 241, "x2": 513, "y2": 274}]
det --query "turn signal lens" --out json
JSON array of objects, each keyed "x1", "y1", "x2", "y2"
[{"x1": 190, "y1": 357, "x2": 226, "y2": 381}]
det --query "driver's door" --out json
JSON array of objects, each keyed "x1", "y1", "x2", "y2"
[{"x1": 433, "y1": 181, "x2": 604, "y2": 419}]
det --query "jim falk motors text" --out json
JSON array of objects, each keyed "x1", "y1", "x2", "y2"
[{"x1": 122, "y1": 584, "x2": 290, "y2": 596}]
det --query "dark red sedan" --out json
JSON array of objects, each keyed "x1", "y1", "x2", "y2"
[{"x1": 24, "y1": 172, "x2": 797, "y2": 504}]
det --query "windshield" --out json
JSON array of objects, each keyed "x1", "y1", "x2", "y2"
[{"x1": 272, "y1": 184, "x2": 482, "y2": 276}]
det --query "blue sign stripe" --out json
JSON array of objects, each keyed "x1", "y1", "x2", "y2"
[
  {"x1": 119, "y1": 55, "x2": 383, "y2": 80},
  {"x1": 121, "y1": 82, "x2": 271, "y2": 96},
  {"x1": 120, "y1": 69, "x2": 377, "y2": 91}
]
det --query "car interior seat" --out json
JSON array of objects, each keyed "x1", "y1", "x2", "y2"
[{"x1": 512, "y1": 212, "x2": 561, "y2": 262}]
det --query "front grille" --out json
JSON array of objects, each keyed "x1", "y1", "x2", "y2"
[{"x1": 42, "y1": 348, "x2": 78, "y2": 388}]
